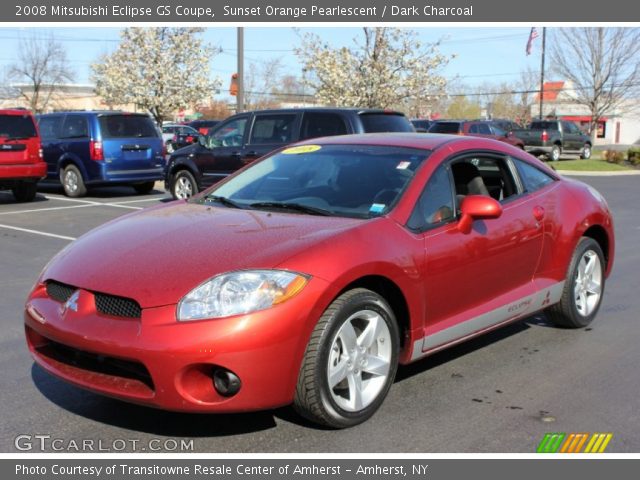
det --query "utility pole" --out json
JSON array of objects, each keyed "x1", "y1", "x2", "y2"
[
  {"x1": 539, "y1": 27, "x2": 546, "y2": 119},
  {"x1": 237, "y1": 27, "x2": 244, "y2": 113}
]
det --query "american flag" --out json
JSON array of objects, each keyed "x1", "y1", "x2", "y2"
[{"x1": 526, "y1": 27, "x2": 539, "y2": 56}]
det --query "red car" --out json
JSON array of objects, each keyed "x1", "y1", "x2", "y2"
[
  {"x1": 24, "y1": 134, "x2": 614, "y2": 428},
  {"x1": 0, "y1": 109, "x2": 46, "y2": 202},
  {"x1": 429, "y1": 120, "x2": 525, "y2": 149}
]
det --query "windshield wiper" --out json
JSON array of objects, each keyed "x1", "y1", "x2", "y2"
[
  {"x1": 203, "y1": 194, "x2": 244, "y2": 209},
  {"x1": 250, "y1": 201, "x2": 333, "y2": 216}
]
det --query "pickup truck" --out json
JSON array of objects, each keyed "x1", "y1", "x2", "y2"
[{"x1": 512, "y1": 120, "x2": 592, "y2": 161}]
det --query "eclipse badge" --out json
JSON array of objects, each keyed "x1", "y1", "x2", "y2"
[{"x1": 61, "y1": 290, "x2": 80, "y2": 315}]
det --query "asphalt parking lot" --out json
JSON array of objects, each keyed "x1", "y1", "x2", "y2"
[{"x1": 1, "y1": 175, "x2": 638, "y2": 453}]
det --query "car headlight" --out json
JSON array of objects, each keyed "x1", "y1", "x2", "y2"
[{"x1": 177, "y1": 270, "x2": 309, "y2": 321}]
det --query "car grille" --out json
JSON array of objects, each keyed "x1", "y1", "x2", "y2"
[{"x1": 45, "y1": 280, "x2": 142, "y2": 319}]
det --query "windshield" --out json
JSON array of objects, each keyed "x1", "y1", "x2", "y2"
[
  {"x1": 99, "y1": 115, "x2": 159, "y2": 138},
  {"x1": 0, "y1": 114, "x2": 37, "y2": 139},
  {"x1": 429, "y1": 122, "x2": 461, "y2": 134},
  {"x1": 197, "y1": 144, "x2": 430, "y2": 219}
]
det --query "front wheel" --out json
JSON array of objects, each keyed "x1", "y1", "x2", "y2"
[
  {"x1": 546, "y1": 237, "x2": 605, "y2": 328},
  {"x1": 60, "y1": 165, "x2": 87, "y2": 198},
  {"x1": 170, "y1": 170, "x2": 198, "y2": 200},
  {"x1": 580, "y1": 144, "x2": 592, "y2": 159},
  {"x1": 294, "y1": 288, "x2": 399, "y2": 428}
]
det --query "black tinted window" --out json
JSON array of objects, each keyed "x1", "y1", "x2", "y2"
[
  {"x1": 60, "y1": 116, "x2": 89, "y2": 139},
  {"x1": 0, "y1": 114, "x2": 37, "y2": 139},
  {"x1": 530, "y1": 121, "x2": 558, "y2": 130},
  {"x1": 514, "y1": 159, "x2": 555, "y2": 192},
  {"x1": 249, "y1": 114, "x2": 297, "y2": 144},
  {"x1": 408, "y1": 165, "x2": 455, "y2": 230},
  {"x1": 99, "y1": 115, "x2": 159, "y2": 138},
  {"x1": 300, "y1": 113, "x2": 348, "y2": 140},
  {"x1": 38, "y1": 116, "x2": 62, "y2": 140},
  {"x1": 359, "y1": 113, "x2": 414, "y2": 133},
  {"x1": 429, "y1": 122, "x2": 461, "y2": 134}
]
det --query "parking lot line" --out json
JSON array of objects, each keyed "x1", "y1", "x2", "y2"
[
  {"x1": 0, "y1": 204, "x2": 96, "y2": 216},
  {"x1": 110, "y1": 198, "x2": 168, "y2": 205},
  {"x1": 0, "y1": 223, "x2": 76, "y2": 241},
  {"x1": 42, "y1": 195, "x2": 103, "y2": 205}
]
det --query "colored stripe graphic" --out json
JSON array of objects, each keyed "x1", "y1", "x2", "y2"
[{"x1": 538, "y1": 433, "x2": 613, "y2": 453}]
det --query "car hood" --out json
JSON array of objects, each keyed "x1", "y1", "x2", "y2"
[{"x1": 42, "y1": 202, "x2": 364, "y2": 308}]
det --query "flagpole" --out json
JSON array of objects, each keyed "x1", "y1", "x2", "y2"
[{"x1": 539, "y1": 27, "x2": 546, "y2": 119}]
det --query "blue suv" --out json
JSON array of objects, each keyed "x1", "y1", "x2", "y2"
[{"x1": 37, "y1": 111, "x2": 164, "y2": 197}]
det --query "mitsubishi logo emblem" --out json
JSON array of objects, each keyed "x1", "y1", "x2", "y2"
[{"x1": 61, "y1": 290, "x2": 80, "y2": 315}]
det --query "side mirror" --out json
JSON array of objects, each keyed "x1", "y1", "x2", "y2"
[
  {"x1": 198, "y1": 136, "x2": 207, "y2": 148},
  {"x1": 458, "y1": 195, "x2": 502, "y2": 234}
]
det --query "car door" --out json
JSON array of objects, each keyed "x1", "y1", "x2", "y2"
[
  {"x1": 411, "y1": 152, "x2": 544, "y2": 354},
  {"x1": 243, "y1": 112, "x2": 300, "y2": 163},
  {"x1": 196, "y1": 114, "x2": 250, "y2": 188},
  {"x1": 561, "y1": 121, "x2": 581, "y2": 151},
  {"x1": 37, "y1": 115, "x2": 65, "y2": 179}
]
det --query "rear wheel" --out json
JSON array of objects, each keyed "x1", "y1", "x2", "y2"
[
  {"x1": 548, "y1": 145, "x2": 561, "y2": 162},
  {"x1": 580, "y1": 144, "x2": 592, "y2": 159},
  {"x1": 60, "y1": 165, "x2": 87, "y2": 198},
  {"x1": 546, "y1": 237, "x2": 605, "y2": 328},
  {"x1": 294, "y1": 288, "x2": 399, "y2": 428},
  {"x1": 171, "y1": 170, "x2": 198, "y2": 200},
  {"x1": 133, "y1": 181, "x2": 155, "y2": 195},
  {"x1": 12, "y1": 181, "x2": 38, "y2": 202}
]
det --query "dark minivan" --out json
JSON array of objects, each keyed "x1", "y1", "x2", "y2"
[
  {"x1": 37, "y1": 111, "x2": 165, "y2": 197},
  {"x1": 165, "y1": 108, "x2": 414, "y2": 199}
]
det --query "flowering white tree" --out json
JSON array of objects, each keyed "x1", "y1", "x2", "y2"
[
  {"x1": 295, "y1": 28, "x2": 451, "y2": 110},
  {"x1": 92, "y1": 28, "x2": 219, "y2": 124}
]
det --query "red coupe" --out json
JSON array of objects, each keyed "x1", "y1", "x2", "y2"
[{"x1": 24, "y1": 134, "x2": 614, "y2": 428}]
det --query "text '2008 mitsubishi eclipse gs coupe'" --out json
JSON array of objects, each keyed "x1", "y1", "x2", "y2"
[{"x1": 24, "y1": 133, "x2": 614, "y2": 428}]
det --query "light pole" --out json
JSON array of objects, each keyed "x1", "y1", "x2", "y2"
[{"x1": 237, "y1": 27, "x2": 244, "y2": 113}]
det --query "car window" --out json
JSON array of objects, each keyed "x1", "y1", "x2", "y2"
[
  {"x1": 491, "y1": 125, "x2": 507, "y2": 136},
  {"x1": 407, "y1": 165, "x2": 455, "y2": 231},
  {"x1": 207, "y1": 117, "x2": 247, "y2": 147},
  {"x1": 207, "y1": 145, "x2": 430, "y2": 219},
  {"x1": 562, "y1": 121, "x2": 579, "y2": 134},
  {"x1": 358, "y1": 113, "x2": 414, "y2": 133},
  {"x1": 513, "y1": 158, "x2": 555, "y2": 192},
  {"x1": 60, "y1": 116, "x2": 89, "y2": 139},
  {"x1": 162, "y1": 126, "x2": 175, "y2": 134},
  {"x1": 0, "y1": 114, "x2": 38, "y2": 139},
  {"x1": 300, "y1": 113, "x2": 348, "y2": 140},
  {"x1": 429, "y1": 122, "x2": 461, "y2": 134},
  {"x1": 452, "y1": 156, "x2": 519, "y2": 203},
  {"x1": 37, "y1": 116, "x2": 62, "y2": 140},
  {"x1": 477, "y1": 123, "x2": 492, "y2": 135},
  {"x1": 249, "y1": 114, "x2": 297, "y2": 145},
  {"x1": 99, "y1": 115, "x2": 158, "y2": 138},
  {"x1": 469, "y1": 124, "x2": 480, "y2": 134}
]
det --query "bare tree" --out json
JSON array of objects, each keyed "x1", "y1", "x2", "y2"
[
  {"x1": 551, "y1": 27, "x2": 640, "y2": 140},
  {"x1": 9, "y1": 33, "x2": 73, "y2": 113},
  {"x1": 243, "y1": 58, "x2": 284, "y2": 110}
]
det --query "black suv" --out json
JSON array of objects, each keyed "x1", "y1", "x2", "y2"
[{"x1": 165, "y1": 108, "x2": 414, "y2": 199}]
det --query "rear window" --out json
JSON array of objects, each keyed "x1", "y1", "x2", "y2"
[
  {"x1": 359, "y1": 113, "x2": 414, "y2": 133},
  {"x1": 429, "y1": 122, "x2": 462, "y2": 134},
  {"x1": 99, "y1": 115, "x2": 159, "y2": 139},
  {"x1": 0, "y1": 114, "x2": 37, "y2": 139}
]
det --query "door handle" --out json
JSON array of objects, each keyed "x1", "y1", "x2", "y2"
[
  {"x1": 533, "y1": 206, "x2": 545, "y2": 221},
  {"x1": 244, "y1": 151, "x2": 259, "y2": 158}
]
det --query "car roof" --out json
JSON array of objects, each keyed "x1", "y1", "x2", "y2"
[
  {"x1": 0, "y1": 109, "x2": 34, "y2": 116},
  {"x1": 37, "y1": 111, "x2": 150, "y2": 117},
  {"x1": 234, "y1": 107, "x2": 406, "y2": 116},
  {"x1": 293, "y1": 132, "x2": 495, "y2": 150}
]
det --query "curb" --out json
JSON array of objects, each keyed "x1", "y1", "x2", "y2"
[{"x1": 555, "y1": 170, "x2": 640, "y2": 177}]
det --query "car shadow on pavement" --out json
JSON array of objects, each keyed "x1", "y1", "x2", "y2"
[
  {"x1": 30, "y1": 364, "x2": 280, "y2": 437},
  {"x1": 395, "y1": 314, "x2": 550, "y2": 382},
  {"x1": 0, "y1": 190, "x2": 49, "y2": 205}
]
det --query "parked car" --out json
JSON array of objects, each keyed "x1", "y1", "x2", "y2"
[
  {"x1": 166, "y1": 108, "x2": 415, "y2": 199},
  {"x1": 188, "y1": 119, "x2": 221, "y2": 135},
  {"x1": 411, "y1": 119, "x2": 434, "y2": 132},
  {"x1": 0, "y1": 109, "x2": 46, "y2": 202},
  {"x1": 37, "y1": 111, "x2": 165, "y2": 197},
  {"x1": 429, "y1": 120, "x2": 525, "y2": 149},
  {"x1": 161, "y1": 124, "x2": 200, "y2": 153},
  {"x1": 25, "y1": 134, "x2": 614, "y2": 428},
  {"x1": 511, "y1": 119, "x2": 592, "y2": 161},
  {"x1": 488, "y1": 118, "x2": 521, "y2": 134}
]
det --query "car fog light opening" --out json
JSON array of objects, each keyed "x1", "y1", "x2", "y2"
[{"x1": 212, "y1": 368, "x2": 241, "y2": 397}]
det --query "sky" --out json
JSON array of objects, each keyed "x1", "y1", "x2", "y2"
[{"x1": 0, "y1": 26, "x2": 545, "y2": 100}]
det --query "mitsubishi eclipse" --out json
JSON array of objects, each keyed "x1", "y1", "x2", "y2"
[{"x1": 24, "y1": 133, "x2": 614, "y2": 428}]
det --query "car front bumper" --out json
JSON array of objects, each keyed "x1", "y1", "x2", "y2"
[{"x1": 24, "y1": 278, "x2": 328, "y2": 413}]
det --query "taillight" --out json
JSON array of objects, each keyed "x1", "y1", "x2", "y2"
[
  {"x1": 541, "y1": 130, "x2": 549, "y2": 142},
  {"x1": 90, "y1": 141, "x2": 103, "y2": 161},
  {"x1": 38, "y1": 148, "x2": 43, "y2": 159}
]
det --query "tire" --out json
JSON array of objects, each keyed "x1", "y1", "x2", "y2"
[
  {"x1": 12, "y1": 182, "x2": 38, "y2": 202},
  {"x1": 60, "y1": 165, "x2": 87, "y2": 198},
  {"x1": 548, "y1": 144, "x2": 561, "y2": 162},
  {"x1": 170, "y1": 170, "x2": 198, "y2": 200},
  {"x1": 133, "y1": 181, "x2": 155, "y2": 195},
  {"x1": 580, "y1": 143, "x2": 592, "y2": 159},
  {"x1": 294, "y1": 288, "x2": 399, "y2": 428},
  {"x1": 546, "y1": 237, "x2": 605, "y2": 328}
]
